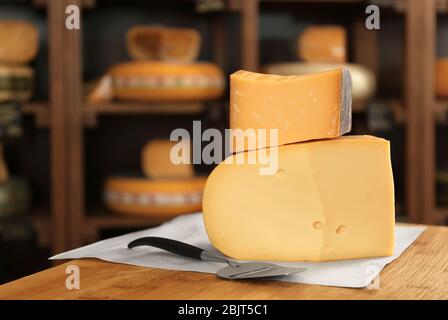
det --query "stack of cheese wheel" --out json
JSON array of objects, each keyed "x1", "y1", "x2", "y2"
[
  {"x1": 202, "y1": 68, "x2": 395, "y2": 262},
  {"x1": 0, "y1": 21, "x2": 39, "y2": 103},
  {"x1": 88, "y1": 26, "x2": 224, "y2": 103},
  {"x1": 262, "y1": 25, "x2": 375, "y2": 112},
  {"x1": 104, "y1": 140, "x2": 206, "y2": 219}
]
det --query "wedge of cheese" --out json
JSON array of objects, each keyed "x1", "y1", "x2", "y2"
[
  {"x1": 298, "y1": 25, "x2": 346, "y2": 63},
  {"x1": 262, "y1": 62, "x2": 376, "y2": 112},
  {"x1": 142, "y1": 139, "x2": 194, "y2": 179},
  {"x1": 230, "y1": 69, "x2": 352, "y2": 152},
  {"x1": 0, "y1": 21, "x2": 39, "y2": 64},
  {"x1": 203, "y1": 135, "x2": 395, "y2": 262},
  {"x1": 127, "y1": 26, "x2": 201, "y2": 63}
]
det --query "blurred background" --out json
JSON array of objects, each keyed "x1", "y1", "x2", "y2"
[{"x1": 0, "y1": 0, "x2": 446, "y2": 284}]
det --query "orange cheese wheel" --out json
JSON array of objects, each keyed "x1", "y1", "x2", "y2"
[
  {"x1": 104, "y1": 176, "x2": 206, "y2": 218},
  {"x1": 0, "y1": 21, "x2": 39, "y2": 64},
  {"x1": 127, "y1": 26, "x2": 201, "y2": 63},
  {"x1": 0, "y1": 64, "x2": 34, "y2": 102},
  {"x1": 298, "y1": 26, "x2": 346, "y2": 63},
  {"x1": 142, "y1": 139, "x2": 194, "y2": 179},
  {"x1": 109, "y1": 61, "x2": 225, "y2": 102},
  {"x1": 436, "y1": 58, "x2": 448, "y2": 98}
]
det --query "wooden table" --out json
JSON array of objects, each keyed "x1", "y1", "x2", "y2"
[{"x1": 0, "y1": 225, "x2": 447, "y2": 300}]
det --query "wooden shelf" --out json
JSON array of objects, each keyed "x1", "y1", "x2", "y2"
[
  {"x1": 22, "y1": 102, "x2": 49, "y2": 128},
  {"x1": 82, "y1": 207, "x2": 170, "y2": 243},
  {"x1": 83, "y1": 102, "x2": 205, "y2": 127}
]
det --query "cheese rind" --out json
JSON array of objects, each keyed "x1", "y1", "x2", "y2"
[
  {"x1": 262, "y1": 62, "x2": 376, "y2": 112},
  {"x1": 230, "y1": 69, "x2": 352, "y2": 152},
  {"x1": 142, "y1": 140, "x2": 194, "y2": 179},
  {"x1": 202, "y1": 135, "x2": 395, "y2": 262},
  {"x1": 298, "y1": 26, "x2": 346, "y2": 63}
]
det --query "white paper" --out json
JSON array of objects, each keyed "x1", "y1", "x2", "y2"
[{"x1": 51, "y1": 213, "x2": 425, "y2": 288}]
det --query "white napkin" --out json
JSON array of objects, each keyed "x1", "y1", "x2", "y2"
[{"x1": 51, "y1": 213, "x2": 425, "y2": 288}]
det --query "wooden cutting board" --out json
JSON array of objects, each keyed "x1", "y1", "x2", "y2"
[{"x1": 0, "y1": 224, "x2": 447, "y2": 300}]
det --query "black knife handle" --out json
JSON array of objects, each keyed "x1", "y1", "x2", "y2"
[{"x1": 127, "y1": 237, "x2": 204, "y2": 260}]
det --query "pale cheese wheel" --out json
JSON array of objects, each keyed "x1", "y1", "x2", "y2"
[
  {"x1": 0, "y1": 64, "x2": 34, "y2": 102},
  {"x1": 142, "y1": 139, "x2": 194, "y2": 179},
  {"x1": 0, "y1": 21, "x2": 39, "y2": 64},
  {"x1": 436, "y1": 58, "x2": 448, "y2": 98},
  {"x1": 109, "y1": 61, "x2": 225, "y2": 102},
  {"x1": 104, "y1": 176, "x2": 206, "y2": 218},
  {"x1": 298, "y1": 26, "x2": 346, "y2": 63},
  {"x1": 262, "y1": 62, "x2": 375, "y2": 111},
  {"x1": 127, "y1": 26, "x2": 201, "y2": 63}
]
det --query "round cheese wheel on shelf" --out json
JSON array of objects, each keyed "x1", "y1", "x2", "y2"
[
  {"x1": 436, "y1": 58, "x2": 448, "y2": 98},
  {"x1": 0, "y1": 64, "x2": 34, "y2": 102},
  {"x1": 0, "y1": 177, "x2": 31, "y2": 218},
  {"x1": 298, "y1": 26, "x2": 346, "y2": 63},
  {"x1": 0, "y1": 21, "x2": 39, "y2": 64},
  {"x1": 109, "y1": 61, "x2": 225, "y2": 102},
  {"x1": 262, "y1": 62, "x2": 376, "y2": 111},
  {"x1": 104, "y1": 176, "x2": 206, "y2": 218},
  {"x1": 127, "y1": 26, "x2": 201, "y2": 63}
]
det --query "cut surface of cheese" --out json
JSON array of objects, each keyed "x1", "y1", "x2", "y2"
[
  {"x1": 104, "y1": 176, "x2": 206, "y2": 217},
  {"x1": 298, "y1": 25, "x2": 346, "y2": 63},
  {"x1": 142, "y1": 139, "x2": 194, "y2": 179},
  {"x1": 109, "y1": 61, "x2": 224, "y2": 102},
  {"x1": 0, "y1": 64, "x2": 33, "y2": 102},
  {"x1": 203, "y1": 135, "x2": 395, "y2": 262},
  {"x1": 127, "y1": 26, "x2": 201, "y2": 63},
  {"x1": 436, "y1": 58, "x2": 448, "y2": 98},
  {"x1": 0, "y1": 21, "x2": 39, "y2": 64},
  {"x1": 263, "y1": 62, "x2": 376, "y2": 112},
  {"x1": 230, "y1": 69, "x2": 352, "y2": 152}
]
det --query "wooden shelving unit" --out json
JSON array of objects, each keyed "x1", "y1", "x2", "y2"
[{"x1": 4, "y1": 0, "x2": 445, "y2": 255}]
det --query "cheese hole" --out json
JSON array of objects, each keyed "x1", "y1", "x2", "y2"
[
  {"x1": 313, "y1": 221, "x2": 324, "y2": 230},
  {"x1": 275, "y1": 169, "x2": 285, "y2": 177},
  {"x1": 336, "y1": 225, "x2": 346, "y2": 234}
]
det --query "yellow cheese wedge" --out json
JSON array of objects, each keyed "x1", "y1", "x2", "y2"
[
  {"x1": 436, "y1": 58, "x2": 448, "y2": 98},
  {"x1": 142, "y1": 139, "x2": 194, "y2": 179},
  {"x1": 0, "y1": 21, "x2": 39, "y2": 64},
  {"x1": 109, "y1": 61, "x2": 225, "y2": 102},
  {"x1": 127, "y1": 26, "x2": 201, "y2": 63},
  {"x1": 262, "y1": 62, "x2": 376, "y2": 112},
  {"x1": 0, "y1": 64, "x2": 34, "y2": 102},
  {"x1": 298, "y1": 25, "x2": 346, "y2": 63},
  {"x1": 230, "y1": 69, "x2": 352, "y2": 152},
  {"x1": 104, "y1": 176, "x2": 206, "y2": 218},
  {"x1": 203, "y1": 135, "x2": 395, "y2": 262}
]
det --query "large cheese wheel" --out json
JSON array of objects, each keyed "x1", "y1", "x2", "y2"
[
  {"x1": 262, "y1": 62, "x2": 375, "y2": 111},
  {"x1": 109, "y1": 61, "x2": 225, "y2": 102},
  {"x1": 436, "y1": 58, "x2": 448, "y2": 98},
  {"x1": 0, "y1": 64, "x2": 33, "y2": 102},
  {"x1": 0, "y1": 177, "x2": 31, "y2": 218},
  {"x1": 142, "y1": 139, "x2": 194, "y2": 179},
  {"x1": 104, "y1": 176, "x2": 206, "y2": 218},
  {"x1": 0, "y1": 21, "x2": 39, "y2": 64},
  {"x1": 127, "y1": 26, "x2": 201, "y2": 63},
  {"x1": 298, "y1": 26, "x2": 346, "y2": 63}
]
